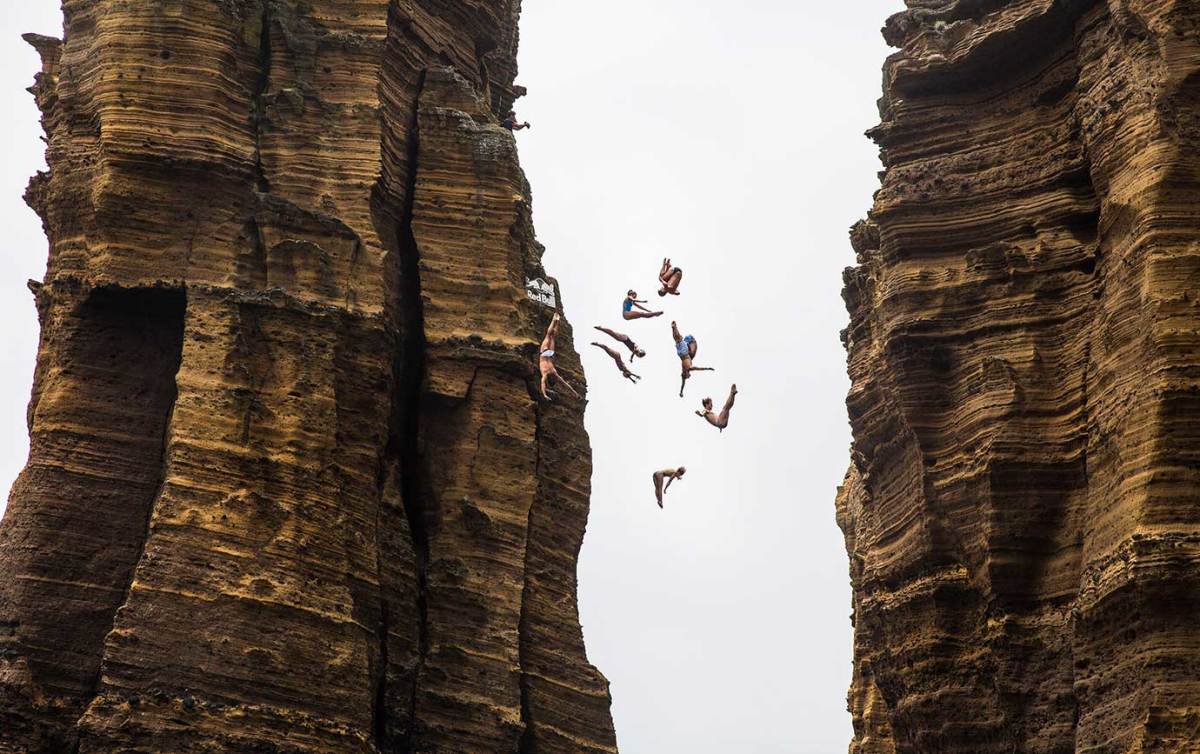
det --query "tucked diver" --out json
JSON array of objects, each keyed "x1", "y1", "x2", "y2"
[
  {"x1": 672, "y1": 320, "x2": 714, "y2": 397},
  {"x1": 591, "y1": 342, "x2": 642, "y2": 383},
  {"x1": 539, "y1": 313, "x2": 581, "y2": 400},
  {"x1": 623, "y1": 290, "x2": 664, "y2": 321},
  {"x1": 658, "y1": 257, "x2": 683, "y2": 296},
  {"x1": 697, "y1": 384, "x2": 738, "y2": 431},
  {"x1": 653, "y1": 467, "x2": 687, "y2": 509},
  {"x1": 501, "y1": 110, "x2": 531, "y2": 131},
  {"x1": 593, "y1": 325, "x2": 647, "y2": 360}
]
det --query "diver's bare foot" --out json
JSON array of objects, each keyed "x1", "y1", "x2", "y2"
[{"x1": 731, "y1": 384, "x2": 738, "y2": 395}]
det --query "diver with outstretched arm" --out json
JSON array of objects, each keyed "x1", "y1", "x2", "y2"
[
  {"x1": 697, "y1": 384, "x2": 738, "y2": 431},
  {"x1": 672, "y1": 320, "x2": 714, "y2": 397},
  {"x1": 653, "y1": 467, "x2": 687, "y2": 508},
  {"x1": 539, "y1": 313, "x2": 581, "y2": 400},
  {"x1": 591, "y1": 342, "x2": 641, "y2": 383},
  {"x1": 623, "y1": 290, "x2": 664, "y2": 320},
  {"x1": 501, "y1": 109, "x2": 531, "y2": 131}
]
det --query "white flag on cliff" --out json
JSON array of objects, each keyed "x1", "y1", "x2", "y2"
[{"x1": 525, "y1": 277, "x2": 557, "y2": 308}]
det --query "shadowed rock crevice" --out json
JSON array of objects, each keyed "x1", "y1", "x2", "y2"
[
  {"x1": 387, "y1": 61, "x2": 429, "y2": 754},
  {"x1": 76, "y1": 285, "x2": 188, "y2": 683},
  {"x1": 0, "y1": 284, "x2": 185, "y2": 752}
]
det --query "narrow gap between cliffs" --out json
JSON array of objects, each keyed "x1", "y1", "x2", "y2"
[{"x1": 377, "y1": 64, "x2": 431, "y2": 754}]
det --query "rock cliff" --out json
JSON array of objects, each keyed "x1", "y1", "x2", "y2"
[
  {"x1": 0, "y1": 2, "x2": 616, "y2": 753},
  {"x1": 839, "y1": 1, "x2": 1200, "y2": 752}
]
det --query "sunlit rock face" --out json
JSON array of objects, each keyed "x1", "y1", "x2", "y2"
[
  {"x1": 838, "y1": 1, "x2": 1200, "y2": 752},
  {"x1": 0, "y1": 2, "x2": 616, "y2": 752}
]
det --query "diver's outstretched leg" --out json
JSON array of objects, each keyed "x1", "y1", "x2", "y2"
[
  {"x1": 554, "y1": 371, "x2": 582, "y2": 399},
  {"x1": 717, "y1": 384, "x2": 737, "y2": 428},
  {"x1": 541, "y1": 313, "x2": 561, "y2": 352},
  {"x1": 591, "y1": 342, "x2": 620, "y2": 359},
  {"x1": 624, "y1": 310, "x2": 662, "y2": 320}
]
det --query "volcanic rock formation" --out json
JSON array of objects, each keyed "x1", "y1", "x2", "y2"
[
  {"x1": 838, "y1": 1, "x2": 1200, "y2": 752},
  {"x1": 0, "y1": 2, "x2": 616, "y2": 753}
]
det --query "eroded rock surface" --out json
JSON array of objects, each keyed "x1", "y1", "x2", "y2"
[
  {"x1": 839, "y1": 2, "x2": 1200, "y2": 752},
  {"x1": 0, "y1": 2, "x2": 615, "y2": 753}
]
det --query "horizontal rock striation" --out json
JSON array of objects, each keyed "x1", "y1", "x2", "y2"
[
  {"x1": 839, "y1": 1, "x2": 1200, "y2": 752},
  {"x1": 0, "y1": 2, "x2": 615, "y2": 753}
]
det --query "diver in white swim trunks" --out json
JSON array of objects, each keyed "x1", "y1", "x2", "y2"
[{"x1": 539, "y1": 313, "x2": 581, "y2": 401}]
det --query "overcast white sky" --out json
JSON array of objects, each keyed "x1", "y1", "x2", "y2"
[{"x1": 0, "y1": 3, "x2": 900, "y2": 751}]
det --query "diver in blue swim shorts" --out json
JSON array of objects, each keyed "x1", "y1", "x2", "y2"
[
  {"x1": 675, "y1": 334, "x2": 695, "y2": 359},
  {"x1": 671, "y1": 320, "x2": 714, "y2": 397}
]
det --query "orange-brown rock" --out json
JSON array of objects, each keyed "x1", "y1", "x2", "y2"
[
  {"x1": 0, "y1": 2, "x2": 616, "y2": 753},
  {"x1": 839, "y1": 2, "x2": 1200, "y2": 752}
]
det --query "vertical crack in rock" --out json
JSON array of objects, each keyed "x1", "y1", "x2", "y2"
[
  {"x1": 842, "y1": 2, "x2": 1200, "y2": 752},
  {"x1": 252, "y1": 0, "x2": 273, "y2": 195},
  {"x1": 516, "y1": 405, "x2": 545, "y2": 754},
  {"x1": 372, "y1": 597, "x2": 392, "y2": 748},
  {"x1": 392, "y1": 66, "x2": 430, "y2": 754}
]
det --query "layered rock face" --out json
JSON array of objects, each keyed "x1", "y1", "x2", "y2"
[
  {"x1": 0, "y1": 2, "x2": 616, "y2": 753},
  {"x1": 839, "y1": 1, "x2": 1200, "y2": 752}
]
